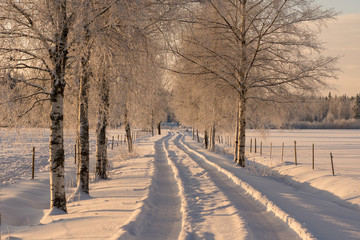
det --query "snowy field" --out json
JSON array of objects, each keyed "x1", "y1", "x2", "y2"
[
  {"x1": 246, "y1": 129, "x2": 360, "y2": 177},
  {"x1": 0, "y1": 128, "x2": 124, "y2": 186},
  {"x1": 1, "y1": 128, "x2": 360, "y2": 239},
  {"x1": 245, "y1": 129, "x2": 360, "y2": 208}
]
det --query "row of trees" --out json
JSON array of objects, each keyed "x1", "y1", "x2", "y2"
[
  {"x1": 0, "y1": 0, "x2": 172, "y2": 213},
  {"x1": 282, "y1": 94, "x2": 360, "y2": 128},
  {"x1": 0, "y1": 0, "x2": 340, "y2": 213},
  {"x1": 170, "y1": 0, "x2": 338, "y2": 166}
]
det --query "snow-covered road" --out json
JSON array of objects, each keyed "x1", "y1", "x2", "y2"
[
  {"x1": 177, "y1": 131, "x2": 360, "y2": 240},
  {"x1": 1, "y1": 129, "x2": 360, "y2": 239},
  {"x1": 168, "y1": 132, "x2": 299, "y2": 240},
  {"x1": 124, "y1": 136, "x2": 182, "y2": 239},
  {"x1": 116, "y1": 131, "x2": 360, "y2": 239}
]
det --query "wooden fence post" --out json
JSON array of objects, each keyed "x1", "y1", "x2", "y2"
[
  {"x1": 312, "y1": 144, "x2": 314, "y2": 170},
  {"x1": 294, "y1": 140, "x2": 297, "y2": 166},
  {"x1": 330, "y1": 152, "x2": 335, "y2": 176},
  {"x1": 281, "y1": 142, "x2": 284, "y2": 162},
  {"x1": 32, "y1": 147, "x2": 35, "y2": 179}
]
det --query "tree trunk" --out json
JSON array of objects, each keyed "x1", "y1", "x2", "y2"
[
  {"x1": 126, "y1": 122, "x2": 132, "y2": 152},
  {"x1": 48, "y1": 0, "x2": 69, "y2": 213},
  {"x1": 236, "y1": 1, "x2": 247, "y2": 168},
  {"x1": 210, "y1": 124, "x2": 215, "y2": 152},
  {"x1": 151, "y1": 110, "x2": 154, "y2": 136},
  {"x1": 192, "y1": 127, "x2": 195, "y2": 140},
  {"x1": 77, "y1": 69, "x2": 90, "y2": 194},
  {"x1": 77, "y1": 15, "x2": 91, "y2": 194},
  {"x1": 95, "y1": 75, "x2": 109, "y2": 180},
  {"x1": 124, "y1": 109, "x2": 133, "y2": 153},
  {"x1": 236, "y1": 96, "x2": 246, "y2": 167},
  {"x1": 96, "y1": 115, "x2": 107, "y2": 179},
  {"x1": 234, "y1": 101, "x2": 239, "y2": 162},
  {"x1": 209, "y1": 128, "x2": 212, "y2": 150},
  {"x1": 204, "y1": 130, "x2": 209, "y2": 149},
  {"x1": 157, "y1": 121, "x2": 161, "y2": 135},
  {"x1": 196, "y1": 129, "x2": 200, "y2": 142},
  {"x1": 50, "y1": 88, "x2": 67, "y2": 212}
]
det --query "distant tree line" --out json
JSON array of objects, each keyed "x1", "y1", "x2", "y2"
[{"x1": 279, "y1": 93, "x2": 360, "y2": 129}]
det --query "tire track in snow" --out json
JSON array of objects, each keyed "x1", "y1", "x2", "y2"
[
  {"x1": 162, "y1": 132, "x2": 194, "y2": 239},
  {"x1": 167, "y1": 133, "x2": 248, "y2": 239},
  {"x1": 173, "y1": 133, "x2": 301, "y2": 240},
  {"x1": 112, "y1": 133, "x2": 182, "y2": 240},
  {"x1": 182, "y1": 133, "x2": 360, "y2": 240}
]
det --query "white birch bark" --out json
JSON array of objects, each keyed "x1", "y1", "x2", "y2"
[
  {"x1": 50, "y1": 90, "x2": 67, "y2": 212},
  {"x1": 77, "y1": 64, "x2": 90, "y2": 194},
  {"x1": 236, "y1": 95, "x2": 246, "y2": 167},
  {"x1": 77, "y1": 0, "x2": 91, "y2": 194},
  {"x1": 234, "y1": 101, "x2": 239, "y2": 162},
  {"x1": 96, "y1": 73, "x2": 109, "y2": 180},
  {"x1": 48, "y1": 0, "x2": 70, "y2": 212},
  {"x1": 96, "y1": 113, "x2": 108, "y2": 179}
]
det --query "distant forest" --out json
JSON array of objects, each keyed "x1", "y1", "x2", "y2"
[{"x1": 274, "y1": 93, "x2": 360, "y2": 129}]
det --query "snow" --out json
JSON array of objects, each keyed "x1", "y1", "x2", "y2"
[
  {"x1": 1, "y1": 130, "x2": 157, "y2": 239},
  {"x1": 245, "y1": 129, "x2": 360, "y2": 209},
  {"x1": 1, "y1": 128, "x2": 360, "y2": 239}
]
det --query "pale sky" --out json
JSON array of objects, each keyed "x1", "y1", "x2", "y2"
[{"x1": 315, "y1": 0, "x2": 360, "y2": 96}]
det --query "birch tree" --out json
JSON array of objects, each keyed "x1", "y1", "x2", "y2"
[
  {"x1": 134, "y1": 50, "x2": 169, "y2": 136},
  {"x1": 104, "y1": 0, "x2": 177, "y2": 151},
  {"x1": 70, "y1": 0, "x2": 113, "y2": 192},
  {"x1": 94, "y1": 50, "x2": 111, "y2": 180},
  {"x1": 172, "y1": 0, "x2": 338, "y2": 166},
  {"x1": 73, "y1": 0, "x2": 91, "y2": 197},
  {"x1": 0, "y1": 0, "x2": 74, "y2": 212}
]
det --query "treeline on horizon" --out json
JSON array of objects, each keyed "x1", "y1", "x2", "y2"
[{"x1": 256, "y1": 93, "x2": 360, "y2": 129}]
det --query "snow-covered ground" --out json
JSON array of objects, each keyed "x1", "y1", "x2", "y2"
[
  {"x1": 0, "y1": 128, "x2": 125, "y2": 186},
  {"x1": 1, "y1": 128, "x2": 360, "y2": 239},
  {"x1": 245, "y1": 129, "x2": 360, "y2": 209}
]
